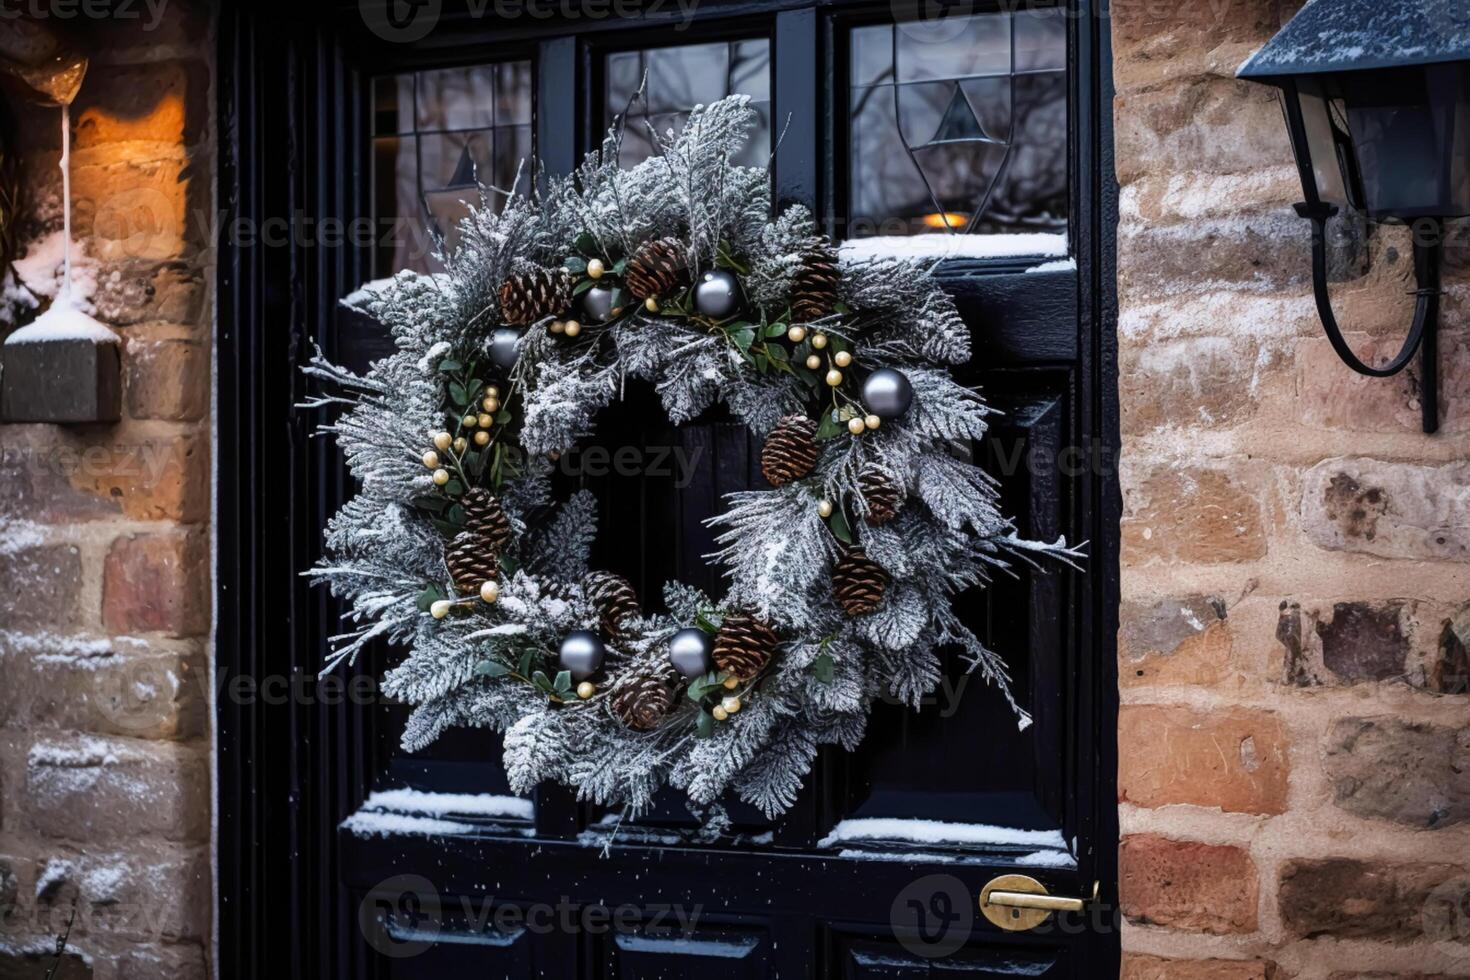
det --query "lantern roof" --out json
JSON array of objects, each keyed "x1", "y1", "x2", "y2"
[{"x1": 1238, "y1": 0, "x2": 1470, "y2": 82}]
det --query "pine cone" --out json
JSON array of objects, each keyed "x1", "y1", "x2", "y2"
[
  {"x1": 585, "y1": 570, "x2": 641, "y2": 636},
  {"x1": 713, "y1": 611, "x2": 779, "y2": 679},
  {"x1": 833, "y1": 547, "x2": 888, "y2": 616},
  {"x1": 859, "y1": 466, "x2": 902, "y2": 526},
  {"x1": 461, "y1": 488, "x2": 513, "y2": 550},
  {"x1": 535, "y1": 576, "x2": 580, "y2": 609},
  {"x1": 497, "y1": 267, "x2": 573, "y2": 325},
  {"x1": 760, "y1": 414, "x2": 819, "y2": 487},
  {"x1": 446, "y1": 530, "x2": 499, "y2": 594},
  {"x1": 625, "y1": 237, "x2": 689, "y2": 300},
  {"x1": 611, "y1": 670, "x2": 675, "y2": 732},
  {"x1": 790, "y1": 239, "x2": 839, "y2": 323}
]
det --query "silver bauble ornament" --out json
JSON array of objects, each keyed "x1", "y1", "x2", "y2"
[
  {"x1": 861, "y1": 367, "x2": 915, "y2": 420},
  {"x1": 558, "y1": 629, "x2": 606, "y2": 681},
  {"x1": 488, "y1": 328, "x2": 521, "y2": 372},
  {"x1": 581, "y1": 284, "x2": 616, "y2": 323},
  {"x1": 668, "y1": 627, "x2": 715, "y2": 678},
  {"x1": 694, "y1": 269, "x2": 741, "y2": 319}
]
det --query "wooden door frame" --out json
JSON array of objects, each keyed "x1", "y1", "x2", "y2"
[{"x1": 214, "y1": 3, "x2": 1120, "y2": 977}]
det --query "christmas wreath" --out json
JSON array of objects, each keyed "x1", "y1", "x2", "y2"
[{"x1": 309, "y1": 95, "x2": 1080, "y2": 818}]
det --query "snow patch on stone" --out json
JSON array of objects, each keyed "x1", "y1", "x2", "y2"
[
  {"x1": 0, "y1": 517, "x2": 48, "y2": 555},
  {"x1": 3, "y1": 631, "x2": 123, "y2": 659},
  {"x1": 11, "y1": 231, "x2": 98, "y2": 310},
  {"x1": 0, "y1": 938, "x2": 93, "y2": 965},
  {"x1": 1119, "y1": 291, "x2": 1316, "y2": 341},
  {"x1": 82, "y1": 862, "x2": 128, "y2": 901},
  {"x1": 35, "y1": 858, "x2": 75, "y2": 897},
  {"x1": 29, "y1": 736, "x2": 122, "y2": 768},
  {"x1": 1119, "y1": 168, "x2": 1299, "y2": 224}
]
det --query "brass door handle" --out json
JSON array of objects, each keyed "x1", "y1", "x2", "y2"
[{"x1": 979, "y1": 875, "x2": 1098, "y2": 932}]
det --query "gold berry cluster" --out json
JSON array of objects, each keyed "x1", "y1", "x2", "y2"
[
  {"x1": 785, "y1": 326, "x2": 879, "y2": 436},
  {"x1": 422, "y1": 389, "x2": 500, "y2": 481}
]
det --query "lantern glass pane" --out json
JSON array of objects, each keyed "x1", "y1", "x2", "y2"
[
  {"x1": 1438, "y1": 65, "x2": 1470, "y2": 215},
  {"x1": 1293, "y1": 89, "x2": 1349, "y2": 207},
  {"x1": 1341, "y1": 64, "x2": 1470, "y2": 220}
]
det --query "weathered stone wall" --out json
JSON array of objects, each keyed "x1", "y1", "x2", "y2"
[
  {"x1": 1113, "y1": 1, "x2": 1470, "y2": 978},
  {"x1": 0, "y1": 6, "x2": 213, "y2": 978}
]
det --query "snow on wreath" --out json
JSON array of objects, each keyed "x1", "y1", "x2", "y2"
[{"x1": 305, "y1": 94, "x2": 1082, "y2": 819}]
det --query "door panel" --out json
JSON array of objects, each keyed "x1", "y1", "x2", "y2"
[
  {"x1": 215, "y1": 3, "x2": 1119, "y2": 978},
  {"x1": 838, "y1": 939, "x2": 1064, "y2": 979},
  {"x1": 378, "y1": 900, "x2": 536, "y2": 979},
  {"x1": 836, "y1": 386, "x2": 1070, "y2": 834},
  {"x1": 603, "y1": 923, "x2": 773, "y2": 979}
]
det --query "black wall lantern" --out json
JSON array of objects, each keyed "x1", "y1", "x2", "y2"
[{"x1": 1239, "y1": 0, "x2": 1470, "y2": 433}]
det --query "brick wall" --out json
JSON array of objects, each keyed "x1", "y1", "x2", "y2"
[
  {"x1": 0, "y1": 5, "x2": 213, "y2": 979},
  {"x1": 1112, "y1": 2, "x2": 1470, "y2": 979}
]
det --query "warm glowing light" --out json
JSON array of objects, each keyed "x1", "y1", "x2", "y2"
[{"x1": 922, "y1": 211, "x2": 970, "y2": 230}]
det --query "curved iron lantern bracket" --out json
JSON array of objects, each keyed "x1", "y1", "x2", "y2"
[{"x1": 1293, "y1": 202, "x2": 1442, "y2": 434}]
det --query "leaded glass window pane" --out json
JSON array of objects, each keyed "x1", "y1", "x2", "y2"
[
  {"x1": 847, "y1": 10, "x2": 1068, "y2": 254},
  {"x1": 371, "y1": 62, "x2": 533, "y2": 278},
  {"x1": 605, "y1": 39, "x2": 772, "y2": 168}
]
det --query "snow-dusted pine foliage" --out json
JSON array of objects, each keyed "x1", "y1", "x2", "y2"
[{"x1": 308, "y1": 95, "x2": 1082, "y2": 819}]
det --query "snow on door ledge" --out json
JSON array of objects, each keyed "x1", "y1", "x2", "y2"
[
  {"x1": 340, "y1": 787, "x2": 535, "y2": 839},
  {"x1": 840, "y1": 233, "x2": 1068, "y2": 264},
  {"x1": 819, "y1": 817, "x2": 1076, "y2": 869}
]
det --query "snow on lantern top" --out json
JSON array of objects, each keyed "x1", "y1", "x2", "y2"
[
  {"x1": 1238, "y1": 0, "x2": 1470, "y2": 80},
  {"x1": 1238, "y1": 0, "x2": 1470, "y2": 221}
]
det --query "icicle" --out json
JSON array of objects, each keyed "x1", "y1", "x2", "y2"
[
  {"x1": 4, "y1": 104, "x2": 117, "y2": 347},
  {"x1": 60, "y1": 104, "x2": 72, "y2": 303}
]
